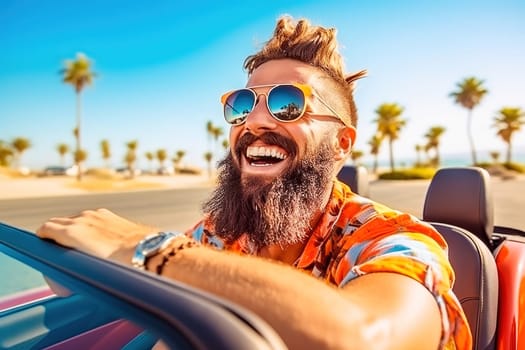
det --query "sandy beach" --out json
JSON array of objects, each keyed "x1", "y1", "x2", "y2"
[{"x1": 0, "y1": 173, "x2": 216, "y2": 200}]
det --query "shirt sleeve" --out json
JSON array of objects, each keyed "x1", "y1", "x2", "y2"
[{"x1": 334, "y1": 215, "x2": 472, "y2": 350}]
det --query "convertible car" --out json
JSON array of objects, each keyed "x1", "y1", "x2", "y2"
[
  {"x1": 0, "y1": 223, "x2": 286, "y2": 350},
  {"x1": 0, "y1": 166, "x2": 523, "y2": 349}
]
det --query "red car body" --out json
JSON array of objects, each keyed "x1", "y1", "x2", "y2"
[{"x1": 495, "y1": 239, "x2": 525, "y2": 349}]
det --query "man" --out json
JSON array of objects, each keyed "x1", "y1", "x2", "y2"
[{"x1": 37, "y1": 16, "x2": 471, "y2": 349}]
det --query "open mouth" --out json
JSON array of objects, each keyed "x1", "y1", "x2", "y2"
[{"x1": 246, "y1": 146, "x2": 288, "y2": 167}]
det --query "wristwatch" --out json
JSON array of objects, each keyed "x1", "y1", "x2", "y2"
[{"x1": 132, "y1": 231, "x2": 183, "y2": 270}]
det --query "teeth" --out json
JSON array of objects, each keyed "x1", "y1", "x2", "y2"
[{"x1": 246, "y1": 146, "x2": 287, "y2": 160}]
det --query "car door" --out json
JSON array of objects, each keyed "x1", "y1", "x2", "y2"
[{"x1": 0, "y1": 222, "x2": 287, "y2": 350}]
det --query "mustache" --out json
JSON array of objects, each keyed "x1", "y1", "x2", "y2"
[{"x1": 235, "y1": 132, "x2": 298, "y2": 159}]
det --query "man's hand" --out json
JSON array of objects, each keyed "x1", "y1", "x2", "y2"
[{"x1": 36, "y1": 208, "x2": 157, "y2": 260}]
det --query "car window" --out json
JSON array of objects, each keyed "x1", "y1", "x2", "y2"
[
  {"x1": 0, "y1": 245, "x2": 171, "y2": 350},
  {"x1": 0, "y1": 235, "x2": 285, "y2": 350},
  {"x1": 0, "y1": 249, "x2": 47, "y2": 298}
]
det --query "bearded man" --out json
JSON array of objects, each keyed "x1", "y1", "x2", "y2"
[{"x1": 37, "y1": 16, "x2": 472, "y2": 350}]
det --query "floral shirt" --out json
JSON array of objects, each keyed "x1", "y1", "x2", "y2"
[{"x1": 185, "y1": 180, "x2": 472, "y2": 349}]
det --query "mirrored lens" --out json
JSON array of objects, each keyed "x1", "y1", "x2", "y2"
[
  {"x1": 268, "y1": 85, "x2": 305, "y2": 121},
  {"x1": 224, "y1": 89, "x2": 255, "y2": 125}
]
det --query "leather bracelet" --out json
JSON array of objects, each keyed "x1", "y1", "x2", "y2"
[
  {"x1": 132, "y1": 231, "x2": 184, "y2": 270},
  {"x1": 155, "y1": 240, "x2": 199, "y2": 275}
]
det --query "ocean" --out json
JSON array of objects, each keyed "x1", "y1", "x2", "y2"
[{"x1": 361, "y1": 149, "x2": 525, "y2": 169}]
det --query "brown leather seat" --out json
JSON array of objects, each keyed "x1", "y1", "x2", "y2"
[{"x1": 423, "y1": 167, "x2": 499, "y2": 350}]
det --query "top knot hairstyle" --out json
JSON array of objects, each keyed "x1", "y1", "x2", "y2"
[{"x1": 244, "y1": 16, "x2": 367, "y2": 127}]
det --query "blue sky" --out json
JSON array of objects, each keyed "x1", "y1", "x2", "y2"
[{"x1": 1, "y1": 0, "x2": 524, "y2": 170}]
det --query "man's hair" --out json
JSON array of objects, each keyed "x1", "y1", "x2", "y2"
[{"x1": 243, "y1": 15, "x2": 366, "y2": 127}]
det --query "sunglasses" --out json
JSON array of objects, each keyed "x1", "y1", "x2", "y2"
[{"x1": 220, "y1": 83, "x2": 345, "y2": 126}]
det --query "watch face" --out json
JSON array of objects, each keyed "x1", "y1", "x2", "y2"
[
  {"x1": 133, "y1": 232, "x2": 180, "y2": 269},
  {"x1": 143, "y1": 235, "x2": 166, "y2": 250}
]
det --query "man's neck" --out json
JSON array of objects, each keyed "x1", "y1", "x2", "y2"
[{"x1": 257, "y1": 240, "x2": 308, "y2": 265}]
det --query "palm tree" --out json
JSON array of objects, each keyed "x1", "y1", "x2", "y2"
[
  {"x1": 350, "y1": 149, "x2": 364, "y2": 165},
  {"x1": 204, "y1": 151, "x2": 213, "y2": 178},
  {"x1": 205, "y1": 121, "x2": 225, "y2": 160},
  {"x1": 124, "y1": 140, "x2": 138, "y2": 178},
  {"x1": 11, "y1": 137, "x2": 31, "y2": 168},
  {"x1": 373, "y1": 103, "x2": 406, "y2": 172},
  {"x1": 206, "y1": 121, "x2": 214, "y2": 153},
  {"x1": 173, "y1": 150, "x2": 186, "y2": 172},
  {"x1": 61, "y1": 52, "x2": 96, "y2": 181},
  {"x1": 176, "y1": 150, "x2": 186, "y2": 162},
  {"x1": 211, "y1": 126, "x2": 224, "y2": 160},
  {"x1": 156, "y1": 149, "x2": 168, "y2": 171},
  {"x1": 57, "y1": 143, "x2": 69, "y2": 166},
  {"x1": 145, "y1": 151, "x2": 154, "y2": 173},
  {"x1": 493, "y1": 107, "x2": 525, "y2": 163},
  {"x1": 449, "y1": 77, "x2": 488, "y2": 165},
  {"x1": 100, "y1": 139, "x2": 111, "y2": 168},
  {"x1": 73, "y1": 149, "x2": 88, "y2": 175},
  {"x1": 414, "y1": 144, "x2": 423, "y2": 167},
  {"x1": 424, "y1": 126, "x2": 446, "y2": 167},
  {"x1": 489, "y1": 151, "x2": 500, "y2": 164},
  {"x1": 0, "y1": 140, "x2": 14, "y2": 167},
  {"x1": 368, "y1": 134, "x2": 383, "y2": 173},
  {"x1": 222, "y1": 139, "x2": 229, "y2": 151}
]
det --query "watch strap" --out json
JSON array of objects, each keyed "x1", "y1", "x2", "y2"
[{"x1": 132, "y1": 231, "x2": 184, "y2": 270}]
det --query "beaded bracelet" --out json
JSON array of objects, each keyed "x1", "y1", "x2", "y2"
[{"x1": 154, "y1": 240, "x2": 199, "y2": 275}]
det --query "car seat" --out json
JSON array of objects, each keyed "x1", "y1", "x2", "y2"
[
  {"x1": 337, "y1": 165, "x2": 370, "y2": 196},
  {"x1": 423, "y1": 167, "x2": 499, "y2": 350}
]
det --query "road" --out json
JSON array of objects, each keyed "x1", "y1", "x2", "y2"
[
  {"x1": 370, "y1": 177, "x2": 525, "y2": 231},
  {"x1": 0, "y1": 177, "x2": 524, "y2": 233},
  {"x1": 0, "y1": 188, "x2": 213, "y2": 233}
]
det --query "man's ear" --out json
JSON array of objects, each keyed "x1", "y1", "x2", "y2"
[{"x1": 334, "y1": 126, "x2": 356, "y2": 160}]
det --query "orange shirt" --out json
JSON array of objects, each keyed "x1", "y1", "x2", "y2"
[{"x1": 187, "y1": 180, "x2": 472, "y2": 349}]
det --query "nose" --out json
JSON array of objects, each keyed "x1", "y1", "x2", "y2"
[{"x1": 244, "y1": 94, "x2": 278, "y2": 133}]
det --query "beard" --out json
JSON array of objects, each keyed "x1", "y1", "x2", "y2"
[{"x1": 201, "y1": 132, "x2": 336, "y2": 252}]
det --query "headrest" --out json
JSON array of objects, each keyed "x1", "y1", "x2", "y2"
[
  {"x1": 423, "y1": 167, "x2": 494, "y2": 246},
  {"x1": 337, "y1": 165, "x2": 370, "y2": 197}
]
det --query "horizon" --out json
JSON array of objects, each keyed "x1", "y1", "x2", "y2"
[{"x1": 2, "y1": 0, "x2": 524, "y2": 171}]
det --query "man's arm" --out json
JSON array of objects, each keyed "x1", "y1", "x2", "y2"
[{"x1": 36, "y1": 208, "x2": 441, "y2": 350}]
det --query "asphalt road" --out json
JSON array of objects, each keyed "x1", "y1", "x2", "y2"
[
  {"x1": 0, "y1": 187, "x2": 213, "y2": 233},
  {"x1": 369, "y1": 177, "x2": 525, "y2": 231},
  {"x1": 0, "y1": 177, "x2": 524, "y2": 233}
]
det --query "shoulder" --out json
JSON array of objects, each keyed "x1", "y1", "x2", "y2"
[{"x1": 333, "y1": 180, "x2": 445, "y2": 246}]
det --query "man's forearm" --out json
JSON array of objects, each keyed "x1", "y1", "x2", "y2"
[
  {"x1": 123, "y1": 241, "x2": 371, "y2": 350},
  {"x1": 35, "y1": 209, "x2": 441, "y2": 350}
]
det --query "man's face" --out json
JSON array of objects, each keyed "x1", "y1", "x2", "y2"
[
  {"x1": 228, "y1": 58, "x2": 352, "y2": 185},
  {"x1": 202, "y1": 59, "x2": 354, "y2": 250}
]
